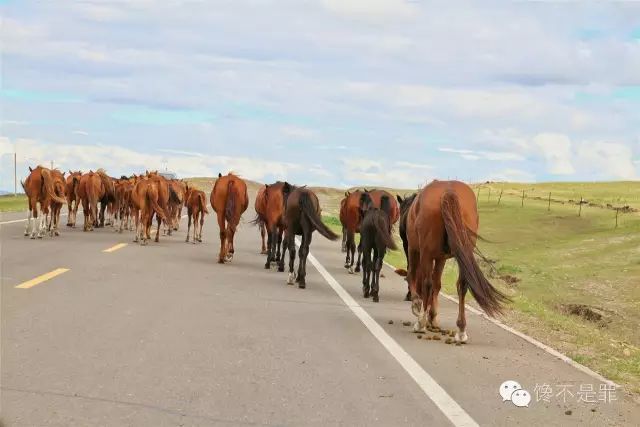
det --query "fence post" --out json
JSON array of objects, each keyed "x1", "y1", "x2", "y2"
[
  {"x1": 497, "y1": 189, "x2": 503, "y2": 206},
  {"x1": 615, "y1": 208, "x2": 619, "y2": 228},
  {"x1": 488, "y1": 188, "x2": 491, "y2": 202},
  {"x1": 521, "y1": 190, "x2": 525, "y2": 207},
  {"x1": 476, "y1": 187, "x2": 480, "y2": 201},
  {"x1": 578, "y1": 196, "x2": 583, "y2": 217},
  {"x1": 548, "y1": 192, "x2": 551, "y2": 212}
]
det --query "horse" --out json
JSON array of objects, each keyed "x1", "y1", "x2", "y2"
[
  {"x1": 145, "y1": 171, "x2": 177, "y2": 242},
  {"x1": 396, "y1": 193, "x2": 418, "y2": 301},
  {"x1": 253, "y1": 185, "x2": 269, "y2": 254},
  {"x1": 130, "y1": 175, "x2": 167, "y2": 245},
  {"x1": 400, "y1": 180, "x2": 509, "y2": 343},
  {"x1": 21, "y1": 166, "x2": 67, "y2": 239},
  {"x1": 339, "y1": 196, "x2": 348, "y2": 253},
  {"x1": 210, "y1": 173, "x2": 249, "y2": 263},
  {"x1": 65, "y1": 170, "x2": 82, "y2": 227},
  {"x1": 184, "y1": 183, "x2": 208, "y2": 243},
  {"x1": 48, "y1": 169, "x2": 67, "y2": 237},
  {"x1": 283, "y1": 187, "x2": 339, "y2": 288},
  {"x1": 359, "y1": 192, "x2": 397, "y2": 302},
  {"x1": 258, "y1": 181, "x2": 291, "y2": 270},
  {"x1": 339, "y1": 190, "x2": 363, "y2": 273},
  {"x1": 168, "y1": 179, "x2": 187, "y2": 234},
  {"x1": 114, "y1": 176, "x2": 134, "y2": 233},
  {"x1": 96, "y1": 170, "x2": 115, "y2": 228}
]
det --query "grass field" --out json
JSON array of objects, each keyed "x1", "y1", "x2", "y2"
[
  {"x1": 318, "y1": 181, "x2": 640, "y2": 397},
  {"x1": 0, "y1": 195, "x2": 27, "y2": 212}
]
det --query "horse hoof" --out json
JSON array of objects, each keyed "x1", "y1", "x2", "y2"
[
  {"x1": 372, "y1": 294, "x2": 379, "y2": 303},
  {"x1": 277, "y1": 266, "x2": 284, "y2": 273},
  {"x1": 298, "y1": 282, "x2": 306, "y2": 289},
  {"x1": 355, "y1": 267, "x2": 360, "y2": 273},
  {"x1": 348, "y1": 267, "x2": 354, "y2": 274},
  {"x1": 454, "y1": 331, "x2": 468, "y2": 344},
  {"x1": 413, "y1": 321, "x2": 426, "y2": 333},
  {"x1": 344, "y1": 263, "x2": 350, "y2": 269},
  {"x1": 404, "y1": 293, "x2": 411, "y2": 302},
  {"x1": 264, "y1": 263, "x2": 270, "y2": 269},
  {"x1": 287, "y1": 273, "x2": 295, "y2": 285},
  {"x1": 218, "y1": 259, "x2": 225, "y2": 264},
  {"x1": 363, "y1": 289, "x2": 370, "y2": 298}
]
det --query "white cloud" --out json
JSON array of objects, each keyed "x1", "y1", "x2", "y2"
[
  {"x1": 342, "y1": 158, "x2": 428, "y2": 189},
  {"x1": 321, "y1": 0, "x2": 416, "y2": 20},
  {"x1": 577, "y1": 141, "x2": 637, "y2": 180},
  {"x1": 533, "y1": 133, "x2": 575, "y2": 175},
  {"x1": 438, "y1": 147, "x2": 524, "y2": 162},
  {"x1": 72, "y1": 130, "x2": 89, "y2": 136},
  {"x1": 486, "y1": 168, "x2": 535, "y2": 182},
  {"x1": 280, "y1": 125, "x2": 316, "y2": 139}
]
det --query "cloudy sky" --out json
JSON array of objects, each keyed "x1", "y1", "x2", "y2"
[{"x1": 2, "y1": 0, "x2": 640, "y2": 191}]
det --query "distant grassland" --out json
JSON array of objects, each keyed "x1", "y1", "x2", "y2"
[
  {"x1": 317, "y1": 181, "x2": 640, "y2": 396},
  {"x1": 0, "y1": 195, "x2": 27, "y2": 212}
]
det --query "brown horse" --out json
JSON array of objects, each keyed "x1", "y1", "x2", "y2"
[
  {"x1": 339, "y1": 196, "x2": 348, "y2": 253},
  {"x1": 210, "y1": 173, "x2": 249, "y2": 263},
  {"x1": 396, "y1": 193, "x2": 418, "y2": 301},
  {"x1": 400, "y1": 180, "x2": 508, "y2": 343},
  {"x1": 168, "y1": 179, "x2": 187, "y2": 234},
  {"x1": 22, "y1": 166, "x2": 67, "y2": 239},
  {"x1": 253, "y1": 185, "x2": 268, "y2": 254},
  {"x1": 145, "y1": 171, "x2": 176, "y2": 242},
  {"x1": 48, "y1": 169, "x2": 67, "y2": 237},
  {"x1": 130, "y1": 175, "x2": 167, "y2": 245},
  {"x1": 114, "y1": 176, "x2": 134, "y2": 233},
  {"x1": 184, "y1": 184, "x2": 208, "y2": 243},
  {"x1": 65, "y1": 170, "x2": 82, "y2": 227},
  {"x1": 282, "y1": 186, "x2": 339, "y2": 288},
  {"x1": 77, "y1": 171, "x2": 101, "y2": 231},
  {"x1": 258, "y1": 181, "x2": 291, "y2": 270},
  {"x1": 339, "y1": 190, "x2": 363, "y2": 273}
]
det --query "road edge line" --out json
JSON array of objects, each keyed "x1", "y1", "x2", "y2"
[{"x1": 304, "y1": 240, "x2": 478, "y2": 427}]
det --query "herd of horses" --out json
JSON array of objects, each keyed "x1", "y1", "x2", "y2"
[{"x1": 21, "y1": 165, "x2": 509, "y2": 343}]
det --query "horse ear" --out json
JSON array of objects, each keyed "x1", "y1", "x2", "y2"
[
  {"x1": 29, "y1": 166, "x2": 33, "y2": 172},
  {"x1": 62, "y1": 171, "x2": 66, "y2": 178},
  {"x1": 345, "y1": 191, "x2": 349, "y2": 197},
  {"x1": 283, "y1": 182, "x2": 291, "y2": 194},
  {"x1": 265, "y1": 183, "x2": 268, "y2": 188},
  {"x1": 218, "y1": 173, "x2": 222, "y2": 178},
  {"x1": 396, "y1": 194, "x2": 403, "y2": 203},
  {"x1": 69, "y1": 170, "x2": 72, "y2": 174}
]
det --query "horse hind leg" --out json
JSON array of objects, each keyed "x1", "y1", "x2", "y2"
[
  {"x1": 428, "y1": 259, "x2": 446, "y2": 330},
  {"x1": 371, "y1": 248, "x2": 384, "y2": 303},
  {"x1": 286, "y1": 232, "x2": 296, "y2": 285},
  {"x1": 455, "y1": 276, "x2": 469, "y2": 344}
]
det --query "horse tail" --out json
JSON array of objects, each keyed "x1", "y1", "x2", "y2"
[
  {"x1": 373, "y1": 212, "x2": 397, "y2": 250},
  {"x1": 249, "y1": 214, "x2": 265, "y2": 227},
  {"x1": 225, "y1": 180, "x2": 236, "y2": 224},
  {"x1": 199, "y1": 191, "x2": 209, "y2": 214},
  {"x1": 41, "y1": 168, "x2": 67, "y2": 204},
  {"x1": 146, "y1": 186, "x2": 167, "y2": 222},
  {"x1": 441, "y1": 190, "x2": 509, "y2": 317},
  {"x1": 96, "y1": 170, "x2": 115, "y2": 202},
  {"x1": 169, "y1": 184, "x2": 180, "y2": 205},
  {"x1": 20, "y1": 180, "x2": 26, "y2": 193},
  {"x1": 299, "y1": 191, "x2": 339, "y2": 241}
]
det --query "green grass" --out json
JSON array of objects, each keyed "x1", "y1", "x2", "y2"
[
  {"x1": 0, "y1": 195, "x2": 27, "y2": 212},
  {"x1": 319, "y1": 182, "x2": 640, "y2": 395}
]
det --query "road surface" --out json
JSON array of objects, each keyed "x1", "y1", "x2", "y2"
[{"x1": 1, "y1": 208, "x2": 639, "y2": 426}]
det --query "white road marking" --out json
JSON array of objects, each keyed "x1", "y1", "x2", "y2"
[
  {"x1": 382, "y1": 261, "x2": 618, "y2": 388},
  {"x1": 0, "y1": 213, "x2": 68, "y2": 225},
  {"x1": 304, "y1": 240, "x2": 478, "y2": 427}
]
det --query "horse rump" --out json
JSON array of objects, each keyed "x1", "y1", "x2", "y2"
[
  {"x1": 298, "y1": 191, "x2": 339, "y2": 241},
  {"x1": 441, "y1": 190, "x2": 509, "y2": 317}
]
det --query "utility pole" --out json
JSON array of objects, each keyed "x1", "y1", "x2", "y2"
[{"x1": 14, "y1": 152, "x2": 17, "y2": 196}]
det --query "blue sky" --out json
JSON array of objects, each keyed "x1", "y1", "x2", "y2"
[{"x1": 1, "y1": 0, "x2": 640, "y2": 190}]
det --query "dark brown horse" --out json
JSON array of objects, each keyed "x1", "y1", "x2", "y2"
[
  {"x1": 284, "y1": 187, "x2": 339, "y2": 288},
  {"x1": 65, "y1": 170, "x2": 82, "y2": 227},
  {"x1": 258, "y1": 181, "x2": 291, "y2": 270},
  {"x1": 184, "y1": 184, "x2": 208, "y2": 243},
  {"x1": 359, "y1": 192, "x2": 397, "y2": 302},
  {"x1": 400, "y1": 180, "x2": 508, "y2": 343},
  {"x1": 396, "y1": 193, "x2": 418, "y2": 301},
  {"x1": 211, "y1": 173, "x2": 249, "y2": 263},
  {"x1": 21, "y1": 166, "x2": 67, "y2": 239}
]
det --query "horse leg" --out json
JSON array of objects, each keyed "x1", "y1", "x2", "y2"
[
  {"x1": 217, "y1": 213, "x2": 226, "y2": 263},
  {"x1": 155, "y1": 214, "x2": 161, "y2": 243},
  {"x1": 275, "y1": 227, "x2": 283, "y2": 263},
  {"x1": 413, "y1": 253, "x2": 434, "y2": 333},
  {"x1": 198, "y1": 211, "x2": 204, "y2": 242},
  {"x1": 286, "y1": 231, "x2": 296, "y2": 285},
  {"x1": 362, "y1": 241, "x2": 371, "y2": 298},
  {"x1": 297, "y1": 218, "x2": 312, "y2": 289},
  {"x1": 371, "y1": 247, "x2": 383, "y2": 302},
  {"x1": 455, "y1": 276, "x2": 469, "y2": 344},
  {"x1": 24, "y1": 205, "x2": 32, "y2": 237},
  {"x1": 260, "y1": 223, "x2": 267, "y2": 254},
  {"x1": 341, "y1": 226, "x2": 347, "y2": 253},
  {"x1": 278, "y1": 230, "x2": 287, "y2": 272},
  {"x1": 345, "y1": 230, "x2": 353, "y2": 270},
  {"x1": 428, "y1": 259, "x2": 446, "y2": 329},
  {"x1": 264, "y1": 225, "x2": 276, "y2": 269},
  {"x1": 355, "y1": 236, "x2": 363, "y2": 273},
  {"x1": 185, "y1": 211, "x2": 192, "y2": 242}
]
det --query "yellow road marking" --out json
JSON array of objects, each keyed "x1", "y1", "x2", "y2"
[
  {"x1": 15, "y1": 268, "x2": 70, "y2": 289},
  {"x1": 103, "y1": 243, "x2": 128, "y2": 253}
]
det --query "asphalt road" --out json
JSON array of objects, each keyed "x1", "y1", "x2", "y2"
[{"x1": 1, "y1": 208, "x2": 639, "y2": 426}]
